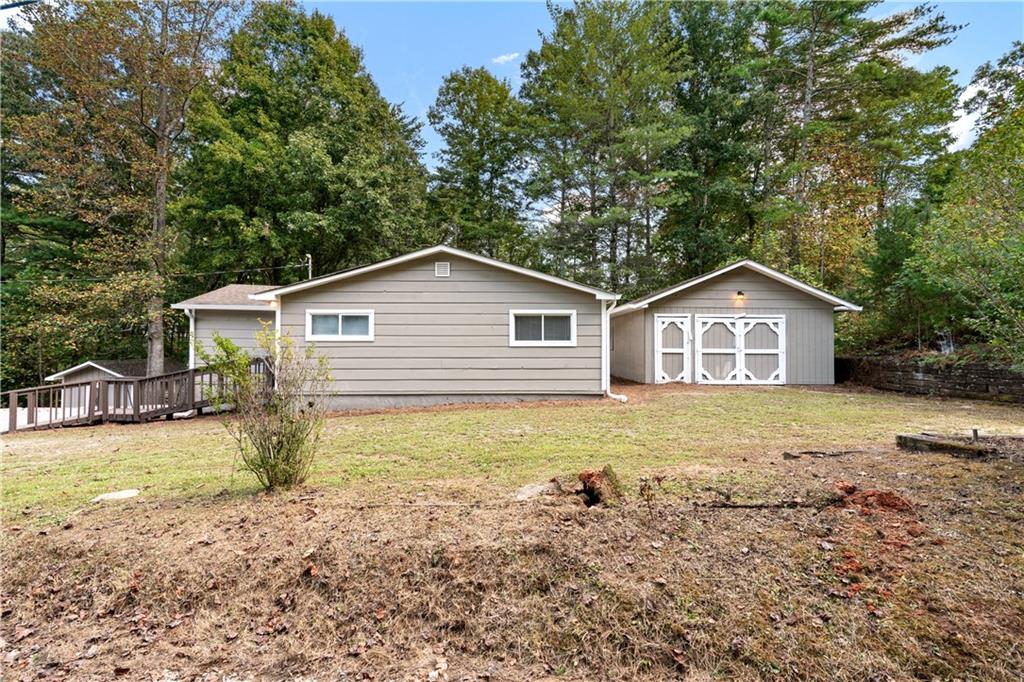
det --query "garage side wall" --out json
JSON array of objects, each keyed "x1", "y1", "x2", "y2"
[
  {"x1": 194, "y1": 310, "x2": 275, "y2": 363},
  {"x1": 610, "y1": 309, "x2": 645, "y2": 383},
  {"x1": 645, "y1": 269, "x2": 836, "y2": 384}
]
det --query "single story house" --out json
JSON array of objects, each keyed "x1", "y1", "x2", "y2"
[
  {"x1": 610, "y1": 260, "x2": 861, "y2": 385},
  {"x1": 173, "y1": 246, "x2": 620, "y2": 408}
]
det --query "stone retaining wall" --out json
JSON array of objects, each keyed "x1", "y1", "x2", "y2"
[{"x1": 837, "y1": 357, "x2": 1024, "y2": 403}]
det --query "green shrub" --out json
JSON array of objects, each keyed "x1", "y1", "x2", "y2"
[{"x1": 198, "y1": 323, "x2": 329, "y2": 490}]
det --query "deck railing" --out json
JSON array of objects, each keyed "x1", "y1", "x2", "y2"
[{"x1": 3, "y1": 358, "x2": 271, "y2": 434}]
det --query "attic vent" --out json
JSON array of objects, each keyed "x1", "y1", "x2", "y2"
[{"x1": 434, "y1": 262, "x2": 451, "y2": 277}]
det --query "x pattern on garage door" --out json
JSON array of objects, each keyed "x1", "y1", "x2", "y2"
[
  {"x1": 654, "y1": 314, "x2": 691, "y2": 383},
  {"x1": 695, "y1": 315, "x2": 786, "y2": 385}
]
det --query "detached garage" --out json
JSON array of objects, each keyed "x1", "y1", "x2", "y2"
[{"x1": 610, "y1": 260, "x2": 861, "y2": 385}]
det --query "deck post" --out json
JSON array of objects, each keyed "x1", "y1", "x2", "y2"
[
  {"x1": 187, "y1": 370, "x2": 196, "y2": 411},
  {"x1": 85, "y1": 382, "x2": 94, "y2": 423},
  {"x1": 98, "y1": 380, "x2": 109, "y2": 422},
  {"x1": 132, "y1": 380, "x2": 141, "y2": 420},
  {"x1": 27, "y1": 390, "x2": 36, "y2": 427},
  {"x1": 8, "y1": 392, "x2": 17, "y2": 433}
]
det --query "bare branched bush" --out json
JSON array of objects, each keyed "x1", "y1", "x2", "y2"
[{"x1": 198, "y1": 322, "x2": 329, "y2": 490}]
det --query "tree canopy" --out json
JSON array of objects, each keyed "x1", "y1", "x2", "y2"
[{"x1": 3, "y1": 1, "x2": 1022, "y2": 386}]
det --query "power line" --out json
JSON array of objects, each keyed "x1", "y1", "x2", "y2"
[{"x1": 0, "y1": 262, "x2": 306, "y2": 285}]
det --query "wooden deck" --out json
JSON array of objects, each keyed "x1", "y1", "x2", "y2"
[{"x1": 2, "y1": 360, "x2": 271, "y2": 434}]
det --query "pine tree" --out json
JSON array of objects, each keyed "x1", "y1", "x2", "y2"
[
  {"x1": 520, "y1": 0, "x2": 688, "y2": 293},
  {"x1": 427, "y1": 67, "x2": 531, "y2": 261}
]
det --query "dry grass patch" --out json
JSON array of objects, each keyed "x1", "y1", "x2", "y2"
[{"x1": 2, "y1": 386, "x2": 1023, "y2": 679}]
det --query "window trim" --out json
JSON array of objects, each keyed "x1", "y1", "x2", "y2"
[
  {"x1": 434, "y1": 261, "x2": 450, "y2": 277},
  {"x1": 305, "y1": 309, "x2": 375, "y2": 342},
  {"x1": 508, "y1": 309, "x2": 577, "y2": 347}
]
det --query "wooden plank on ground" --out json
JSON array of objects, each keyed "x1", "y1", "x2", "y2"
[{"x1": 896, "y1": 433, "x2": 997, "y2": 458}]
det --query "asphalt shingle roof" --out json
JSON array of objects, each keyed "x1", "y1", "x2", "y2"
[{"x1": 173, "y1": 284, "x2": 275, "y2": 307}]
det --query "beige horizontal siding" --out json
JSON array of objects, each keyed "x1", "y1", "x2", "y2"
[
  {"x1": 323, "y1": 380, "x2": 600, "y2": 394},
  {"x1": 282, "y1": 291, "x2": 601, "y2": 305},
  {"x1": 325, "y1": 357, "x2": 600, "y2": 369},
  {"x1": 280, "y1": 254, "x2": 603, "y2": 395},
  {"x1": 282, "y1": 312, "x2": 602, "y2": 327},
  {"x1": 194, "y1": 310, "x2": 274, "y2": 360},
  {"x1": 610, "y1": 309, "x2": 645, "y2": 383}
]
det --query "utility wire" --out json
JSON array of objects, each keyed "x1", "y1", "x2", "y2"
[{"x1": 0, "y1": 262, "x2": 306, "y2": 285}]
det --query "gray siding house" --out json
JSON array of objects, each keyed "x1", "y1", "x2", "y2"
[
  {"x1": 610, "y1": 260, "x2": 860, "y2": 385},
  {"x1": 174, "y1": 246, "x2": 619, "y2": 408},
  {"x1": 172, "y1": 284, "x2": 277, "y2": 367}
]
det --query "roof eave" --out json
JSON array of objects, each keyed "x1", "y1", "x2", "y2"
[
  {"x1": 44, "y1": 361, "x2": 124, "y2": 382},
  {"x1": 623, "y1": 260, "x2": 861, "y2": 312},
  {"x1": 171, "y1": 303, "x2": 275, "y2": 311},
  {"x1": 610, "y1": 303, "x2": 646, "y2": 317},
  {"x1": 250, "y1": 245, "x2": 618, "y2": 301}
]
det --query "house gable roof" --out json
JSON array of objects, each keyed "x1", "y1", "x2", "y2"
[
  {"x1": 611, "y1": 259, "x2": 862, "y2": 316},
  {"x1": 249, "y1": 245, "x2": 619, "y2": 301},
  {"x1": 172, "y1": 284, "x2": 276, "y2": 310}
]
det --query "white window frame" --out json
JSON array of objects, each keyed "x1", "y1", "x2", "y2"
[
  {"x1": 305, "y1": 309, "x2": 375, "y2": 342},
  {"x1": 434, "y1": 261, "x2": 450, "y2": 277},
  {"x1": 508, "y1": 309, "x2": 577, "y2": 347}
]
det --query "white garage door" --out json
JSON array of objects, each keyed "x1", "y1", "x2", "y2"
[
  {"x1": 695, "y1": 315, "x2": 786, "y2": 385},
  {"x1": 654, "y1": 314, "x2": 691, "y2": 383}
]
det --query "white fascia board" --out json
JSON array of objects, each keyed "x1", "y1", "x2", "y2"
[
  {"x1": 249, "y1": 245, "x2": 620, "y2": 302},
  {"x1": 610, "y1": 303, "x2": 647, "y2": 317},
  {"x1": 621, "y1": 260, "x2": 861, "y2": 312},
  {"x1": 171, "y1": 303, "x2": 275, "y2": 311},
  {"x1": 44, "y1": 361, "x2": 125, "y2": 382}
]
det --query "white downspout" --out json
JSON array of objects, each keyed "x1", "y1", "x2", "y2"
[
  {"x1": 603, "y1": 299, "x2": 628, "y2": 403},
  {"x1": 186, "y1": 308, "x2": 196, "y2": 369}
]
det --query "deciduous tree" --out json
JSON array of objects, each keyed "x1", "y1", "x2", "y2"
[{"x1": 10, "y1": 0, "x2": 235, "y2": 375}]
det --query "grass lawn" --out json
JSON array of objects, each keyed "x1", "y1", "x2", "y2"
[
  {"x1": 3, "y1": 385, "x2": 1023, "y2": 680},
  {"x1": 4, "y1": 384, "x2": 1022, "y2": 523}
]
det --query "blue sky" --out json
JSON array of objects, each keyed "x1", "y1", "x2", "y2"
[
  {"x1": 3, "y1": 1, "x2": 1021, "y2": 158},
  {"x1": 308, "y1": 1, "x2": 1023, "y2": 161}
]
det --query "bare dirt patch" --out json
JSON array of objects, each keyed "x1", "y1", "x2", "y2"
[{"x1": 3, "y1": 443, "x2": 1023, "y2": 681}]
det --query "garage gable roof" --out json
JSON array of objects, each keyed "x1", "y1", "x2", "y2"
[
  {"x1": 612, "y1": 260, "x2": 862, "y2": 315},
  {"x1": 249, "y1": 245, "x2": 619, "y2": 301},
  {"x1": 44, "y1": 361, "x2": 125, "y2": 382},
  {"x1": 44, "y1": 357, "x2": 187, "y2": 382}
]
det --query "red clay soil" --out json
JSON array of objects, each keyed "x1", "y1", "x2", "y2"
[
  {"x1": 844, "y1": 489, "x2": 914, "y2": 513},
  {"x1": 4, "y1": 447, "x2": 1024, "y2": 681}
]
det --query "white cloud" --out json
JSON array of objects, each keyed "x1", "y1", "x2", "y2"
[
  {"x1": 491, "y1": 52, "x2": 520, "y2": 65},
  {"x1": 948, "y1": 84, "x2": 982, "y2": 151}
]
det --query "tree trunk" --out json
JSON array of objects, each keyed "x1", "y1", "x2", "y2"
[
  {"x1": 147, "y1": 1, "x2": 171, "y2": 377},
  {"x1": 608, "y1": 183, "x2": 619, "y2": 290},
  {"x1": 791, "y1": 7, "x2": 819, "y2": 267}
]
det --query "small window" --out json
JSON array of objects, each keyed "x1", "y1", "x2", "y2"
[
  {"x1": 306, "y1": 309, "x2": 374, "y2": 341},
  {"x1": 509, "y1": 309, "x2": 577, "y2": 347},
  {"x1": 435, "y1": 261, "x2": 450, "y2": 277}
]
